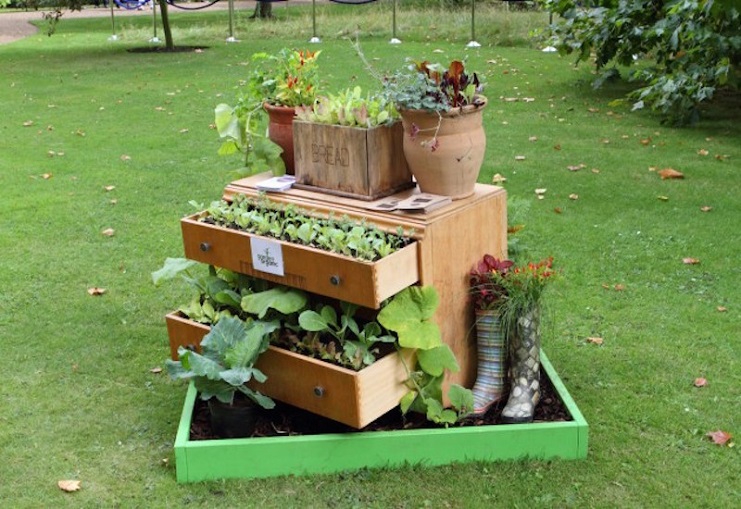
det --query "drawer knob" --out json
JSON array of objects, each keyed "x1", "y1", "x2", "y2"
[
  {"x1": 329, "y1": 275, "x2": 341, "y2": 286},
  {"x1": 313, "y1": 386, "x2": 325, "y2": 397},
  {"x1": 199, "y1": 242, "x2": 211, "y2": 252}
]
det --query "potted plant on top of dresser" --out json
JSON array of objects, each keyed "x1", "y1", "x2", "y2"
[
  {"x1": 382, "y1": 58, "x2": 487, "y2": 200},
  {"x1": 215, "y1": 49, "x2": 322, "y2": 175},
  {"x1": 292, "y1": 85, "x2": 413, "y2": 200}
]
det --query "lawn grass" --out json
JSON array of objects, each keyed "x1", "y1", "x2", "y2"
[{"x1": 0, "y1": 4, "x2": 739, "y2": 508}]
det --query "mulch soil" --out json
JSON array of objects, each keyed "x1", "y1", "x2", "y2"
[{"x1": 189, "y1": 371, "x2": 571, "y2": 440}]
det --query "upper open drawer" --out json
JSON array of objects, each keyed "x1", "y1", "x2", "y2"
[{"x1": 180, "y1": 213, "x2": 419, "y2": 309}]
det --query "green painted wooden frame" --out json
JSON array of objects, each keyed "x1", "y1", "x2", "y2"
[{"x1": 174, "y1": 350, "x2": 588, "y2": 483}]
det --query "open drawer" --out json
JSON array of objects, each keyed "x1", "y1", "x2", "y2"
[
  {"x1": 165, "y1": 312, "x2": 413, "y2": 429},
  {"x1": 180, "y1": 213, "x2": 419, "y2": 309}
]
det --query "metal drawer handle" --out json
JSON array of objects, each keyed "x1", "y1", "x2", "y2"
[
  {"x1": 313, "y1": 386, "x2": 325, "y2": 398},
  {"x1": 329, "y1": 275, "x2": 341, "y2": 286},
  {"x1": 199, "y1": 242, "x2": 211, "y2": 252}
]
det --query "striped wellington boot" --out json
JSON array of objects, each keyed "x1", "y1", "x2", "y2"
[{"x1": 471, "y1": 309, "x2": 507, "y2": 415}]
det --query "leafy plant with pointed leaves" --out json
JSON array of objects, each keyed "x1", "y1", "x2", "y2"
[{"x1": 166, "y1": 316, "x2": 277, "y2": 409}]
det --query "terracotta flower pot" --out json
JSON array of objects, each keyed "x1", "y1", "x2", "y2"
[
  {"x1": 264, "y1": 103, "x2": 297, "y2": 175},
  {"x1": 399, "y1": 100, "x2": 487, "y2": 200}
]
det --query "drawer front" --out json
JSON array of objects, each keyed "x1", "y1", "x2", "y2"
[
  {"x1": 181, "y1": 214, "x2": 419, "y2": 309},
  {"x1": 251, "y1": 346, "x2": 410, "y2": 429}
]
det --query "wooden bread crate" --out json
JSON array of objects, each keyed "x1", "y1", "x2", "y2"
[
  {"x1": 180, "y1": 213, "x2": 419, "y2": 309},
  {"x1": 165, "y1": 312, "x2": 413, "y2": 429},
  {"x1": 292, "y1": 121, "x2": 413, "y2": 200}
]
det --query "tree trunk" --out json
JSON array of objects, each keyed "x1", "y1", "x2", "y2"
[
  {"x1": 159, "y1": 0, "x2": 174, "y2": 50},
  {"x1": 251, "y1": 1, "x2": 273, "y2": 19}
]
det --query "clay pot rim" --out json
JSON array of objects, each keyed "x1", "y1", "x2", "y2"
[{"x1": 398, "y1": 96, "x2": 488, "y2": 118}]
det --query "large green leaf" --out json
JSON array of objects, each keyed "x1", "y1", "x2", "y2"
[
  {"x1": 151, "y1": 257, "x2": 198, "y2": 285},
  {"x1": 214, "y1": 103, "x2": 241, "y2": 140},
  {"x1": 377, "y1": 286, "x2": 441, "y2": 350},
  {"x1": 417, "y1": 345, "x2": 459, "y2": 377},
  {"x1": 298, "y1": 310, "x2": 329, "y2": 332},
  {"x1": 448, "y1": 384, "x2": 474, "y2": 414},
  {"x1": 201, "y1": 316, "x2": 246, "y2": 357},
  {"x1": 241, "y1": 287, "x2": 308, "y2": 318},
  {"x1": 194, "y1": 377, "x2": 234, "y2": 404}
]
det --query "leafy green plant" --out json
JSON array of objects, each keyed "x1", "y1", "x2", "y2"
[
  {"x1": 379, "y1": 286, "x2": 474, "y2": 425},
  {"x1": 166, "y1": 316, "x2": 278, "y2": 409},
  {"x1": 295, "y1": 85, "x2": 399, "y2": 128},
  {"x1": 152, "y1": 258, "x2": 255, "y2": 324},
  {"x1": 297, "y1": 301, "x2": 396, "y2": 370},
  {"x1": 382, "y1": 59, "x2": 486, "y2": 112},
  {"x1": 202, "y1": 194, "x2": 414, "y2": 262},
  {"x1": 214, "y1": 49, "x2": 321, "y2": 175}
]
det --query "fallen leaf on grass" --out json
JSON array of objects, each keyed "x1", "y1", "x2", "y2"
[
  {"x1": 569, "y1": 194, "x2": 579, "y2": 200},
  {"x1": 23, "y1": 120, "x2": 34, "y2": 127},
  {"x1": 706, "y1": 430, "x2": 733, "y2": 446},
  {"x1": 658, "y1": 168, "x2": 684, "y2": 179},
  {"x1": 554, "y1": 207, "x2": 562, "y2": 214},
  {"x1": 553, "y1": 144, "x2": 562, "y2": 151},
  {"x1": 535, "y1": 188, "x2": 547, "y2": 199},
  {"x1": 693, "y1": 377, "x2": 708, "y2": 388},
  {"x1": 683, "y1": 257, "x2": 700, "y2": 265},
  {"x1": 58, "y1": 480, "x2": 81, "y2": 492},
  {"x1": 41, "y1": 173, "x2": 53, "y2": 180},
  {"x1": 567, "y1": 163, "x2": 586, "y2": 172},
  {"x1": 717, "y1": 306, "x2": 727, "y2": 312},
  {"x1": 87, "y1": 287, "x2": 106, "y2": 296},
  {"x1": 697, "y1": 149, "x2": 709, "y2": 156},
  {"x1": 640, "y1": 137, "x2": 652, "y2": 146},
  {"x1": 700, "y1": 206, "x2": 712, "y2": 212},
  {"x1": 150, "y1": 367, "x2": 163, "y2": 374},
  {"x1": 657, "y1": 195, "x2": 669, "y2": 201},
  {"x1": 515, "y1": 155, "x2": 526, "y2": 161},
  {"x1": 120, "y1": 154, "x2": 131, "y2": 162},
  {"x1": 586, "y1": 337, "x2": 604, "y2": 345},
  {"x1": 528, "y1": 136, "x2": 538, "y2": 142},
  {"x1": 104, "y1": 185, "x2": 116, "y2": 192},
  {"x1": 491, "y1": 173, "x2": 507, "y2": 184},
  {"x1": 507, "y1": 224, "x2": 524, "y2": 234},
  {"x1": 101, "y1": 228, "x2": 115, "y2": 237}
]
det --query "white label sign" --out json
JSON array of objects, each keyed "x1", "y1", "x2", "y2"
[{"x1": 250, "y1": 237, "x2": 285, "y2": 277}]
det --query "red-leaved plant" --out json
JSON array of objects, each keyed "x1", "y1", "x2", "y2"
[{"x1": 470, "y1": 255, "x2": 557, "y2": 328}]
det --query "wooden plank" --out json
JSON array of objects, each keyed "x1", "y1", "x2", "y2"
[{"x1": 174, "y1": 351, "x2": 588, "y2": 482}]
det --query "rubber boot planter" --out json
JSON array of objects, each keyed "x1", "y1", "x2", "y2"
[
  {"x1": 471, "y1": 309, "x2": 506, "y2": 414},
  {"x1": 501, "y1": 307, "x2": 541, "y2": 424}
]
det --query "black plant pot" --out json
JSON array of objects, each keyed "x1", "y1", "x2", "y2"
[{"x1": 207, "y1": 394, "x2": 260, "y2": 439}]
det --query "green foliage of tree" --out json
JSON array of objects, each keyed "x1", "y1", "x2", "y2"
[{"x1": 542, "y1": 0, "x2": 740, "y2": 124}]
